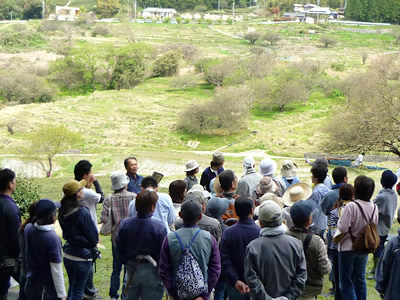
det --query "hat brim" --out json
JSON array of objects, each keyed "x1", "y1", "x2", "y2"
[
  {"x1": 283, "y1": 183, "x2": 312, "y2": 207},
  {"x1": 111, "y1": 179, "x2": 129, "y2": 191},
  {"x1": 185, "y1": 164, "x2": 200, "y2": 172}
]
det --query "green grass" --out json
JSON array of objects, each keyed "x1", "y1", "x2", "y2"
[{"x1": 70, "y1": 0, "x2": 97, "y2": 10}]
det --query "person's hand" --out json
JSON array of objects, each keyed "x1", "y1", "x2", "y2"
[
  {"x1": 235, "y1": 280, "x2": 250, "y2": 294},
  {"x1": 91, "y1": 174, "x2": 97, "y2": 183},
  {"x1": 61, "y1": 297, "x2": 67, "y2": 300},
  {"x1": 193, "y1": 297, "x2": 204, "y2": 300}
]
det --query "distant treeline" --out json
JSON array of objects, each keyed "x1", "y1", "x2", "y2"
[
  {"x1": 136, "y1": 0, "x2": 345, "y2": 11},
  {"x1": 346, "y1": 0, "x2": 400, "y2": 24}
]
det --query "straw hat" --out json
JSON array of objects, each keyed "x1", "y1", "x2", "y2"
[{"x1": 283, "y1": 183, "x2": 312, "y2": 207}]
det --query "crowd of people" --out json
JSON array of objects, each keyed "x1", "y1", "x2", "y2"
[{"x1": 0, "y1": 152, "x2": 400, "y2": 300}]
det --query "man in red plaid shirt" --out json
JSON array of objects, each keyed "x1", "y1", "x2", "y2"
[{"x1": 101, "y1": 171, "x2": 136, "y2": 300}]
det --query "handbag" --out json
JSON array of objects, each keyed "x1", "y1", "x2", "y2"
[{"x1": 100, "y1": 195, "x2": 113, "y2": 236}]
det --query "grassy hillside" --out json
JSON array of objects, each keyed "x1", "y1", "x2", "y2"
[{"x1": 70, "y1": 0, "x2": 97, "y2": 10}]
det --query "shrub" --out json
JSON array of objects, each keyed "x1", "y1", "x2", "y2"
[
  {"x1": 255, "y1": 68, "x2": 309, "y2": 111},
  {"x1": 204, "y1": 59, "x2": 234, "y2": 86},
  {"x1": 38, "y1": 20, "x2": 61, "y2": 33},
  {"x1": 92, "y1": 24, "x2": 111, "y2": 36},
  {"x1": 361, "y1": 51, "x2": 368, "y2": 65},
  {"x1": 152, "y1": 50, "x2": 181, "y2": 77},
  {"x1": 162, "y1": 43, "x2": 197, "y2": 60},
  {"x1": 177, "y1": 86, "x2": 251, "y2": 135},
  {"x1": 49, "y1": 56, "x2": 89, "y2": 91},
  {"x1": 0, "y1": 26, "x2": 45, "y2": 48},
  {"x1": 194, "y1": 5, "x2": 208, "y2": 12},
  {"x1": 0, "y1": 71, "x2": 55, "y2": 104},
  {"x1": 169, "y1": 74, "x2": 199, "y2": 89},
  {"x1": 331, "y1": 62, "x2": 345, "y2": 71},
  {"x1": 74, "y1": 13, "x2": 96, "y2": 28},
  {"x1": 246, "y1": 52, "x2": 276, "y2": 78},
  {"x1": 110, "y1": 51, "x2": 145, "y2": 89},
  {"x1": 194, "y1": 57, "x2": 214, "y2": 73},
  {"x1": 249, "y1": 46, "x2": 266, "y2": 55},
  {"x1": 319, "y1": 36, "x2": 337, "y2": 48},
  {"x1": 263, "y1": 32, "x2": 281, "y2": 45},
  {"x1": 14, "y1": 174, "x2": 41, "y2": 219},
  {"x1": 244, "y1": 31, "x2": 261, "y2": 44}
]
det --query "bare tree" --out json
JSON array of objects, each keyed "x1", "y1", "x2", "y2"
[
  {"x1": 263, "y1": 32, "x2": 281, "y2": 46},
  {"x1": 244, "y1": 31, "x2": 261, "y2": 45},
  {"x1": 319, "y1": 36, "x2": 337, "y2": 48},
  {"x1": 324, "y1": 54, "x2": 400, "y2": 157}
]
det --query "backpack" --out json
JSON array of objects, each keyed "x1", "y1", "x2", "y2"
[
  {"x1": 349, "y1": 202, "x2": 380, "y2": 253},
  {"x1": 174, "y1": 229, "x2": 208, "y2": 300},
  {"x1": 218, "y1": 194, "x2": 240, "y2": 226}
]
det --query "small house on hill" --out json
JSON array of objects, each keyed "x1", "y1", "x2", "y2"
[
  {"x1": 55, "y1": 6, "x2": 79, "y2": 21},
  {"x1": 141, "y1": 8, "x2": 177, "y2": 19}
]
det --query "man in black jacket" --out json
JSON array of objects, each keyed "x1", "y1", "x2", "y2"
[{"x1": 0, "y1": 168, "x2": 20, "y2": 300}]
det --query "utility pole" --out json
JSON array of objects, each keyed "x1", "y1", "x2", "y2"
[
  {"x1": 316, "y1": 0, "x2": 320, "y2": 24},
  {"x1": 218, "y1": 0, "x2": 220, "y2": 11},
  {"x1": 134, "y1": 0, "x2": 137, "y2": 20},
  {"x1": 42, "y1": 0, "x2": 45, "y2": 19},
  {"x1": 232, "y1": 1, "x2": 235, "y2": 24}
]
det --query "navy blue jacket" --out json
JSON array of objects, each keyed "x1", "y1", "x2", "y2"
[
  {"x1": 220, "y1": 218, "x2": 260, "y2": 286},
  {"x1": 0, "y1": 194, "x2": 21, "y2": 260},
  {"x1": 200, "y1": 167, "x2": 224, "y2": 192},
  {"x1": 59, "y1": 207, "x2": 98, "y2": 259},
  {"x1": 116, "y1": 213, "x2": 167, "y2": 264},
  {"x1": 376, "y1": 231, "x2": 400, "y2": 299}
]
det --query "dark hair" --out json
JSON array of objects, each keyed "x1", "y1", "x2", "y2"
[
  {"x1": 311, "y1": 164, "x2": 328, "y2": 184},
  {"x1": 124, "y1": 157, "x2": 137, "y2": 168},
  {"x1": 36, "y1": 211, "x2": 56, "y2": 226},
  {"x1": 59, "y1": 194, "x2": 79, "y2": 218},
  {"x1": 339, "y1": 183, "x2": 354, "y2": 201},
  {"x1": 186, "y1": 168, "x2": 198, "y2": 176},
  {"x1": 235, "y1": 195, "x2": 254, "y2": 219},
  {"x1": 19, "y1": 201, "x2": 39, "y2": 234},
  {"x1": 141, "y1": 176, "x2": 158, "y2": 189},
  {"x1": 219, "y1": 170, "x2": 235, "y2": 192},
  {"x1": 354, "y1": 175, "x2": 375, "y2": 201},
  {"x1": 332, "y1": 167, "x2": 347, "y2": 184},
  {"x1": 292, "y1": 216, "x2": 309, "y2": 229},
  {"x1": 0, "y1": 168, "x2": 16, "y2": 192},
  {"x1": 169, "y1": 180, "x2": 186, "y2": 204},
  {"x1": 135, "y1": 190, "x2": 158, "y2": 214},
  {"x1": 74, "y1": 160, "x2": 92, "y2": 181},
  {"x1": 211, "y1": 161, "x2": 223, "y2": 169},
  {"x1": 181, "y1": 199, "x2": 202, "y2": 226}
]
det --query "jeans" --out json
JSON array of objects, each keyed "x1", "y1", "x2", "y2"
[
  {"x1": 84, "y1": 268, "x2": 96, "y2": 296},
  {"x1": 328, "y1": 249, "x2": 342, "y2": 300},
  {"x1": 338, "y1": 250, "x2": 368, "y2": 300},
  {"x1": 0, "y1": 272, "x2": 10, "y2": 297},
  {"x1": 64, "y1": 258, "x2": 93, "y2": 300},
  {"x1": 25, "y1": 277, "x2": 59, "y2": 300},
  {"x1": 125, "y1": 262, "x2": 164, "y2": 300},
  {"x1": 374, "y1": 235, "x2": 387, "y2": 258},
  {"x1": 110, "y1": 244, "x2": 126, "y2": 299},
  {"x1": 213, "y1": 277, "x2": 226, "y2": 300},
  {"x1": 227, "y1": 285, "x2": 250, "y2": 300},
  {"x1": 19, "y1": 271, "x2": 28, "y2": 300}
]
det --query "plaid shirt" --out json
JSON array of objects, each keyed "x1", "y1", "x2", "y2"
[{"x1": 101, "y1": 189, "x2": 136, "y2": 242}]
